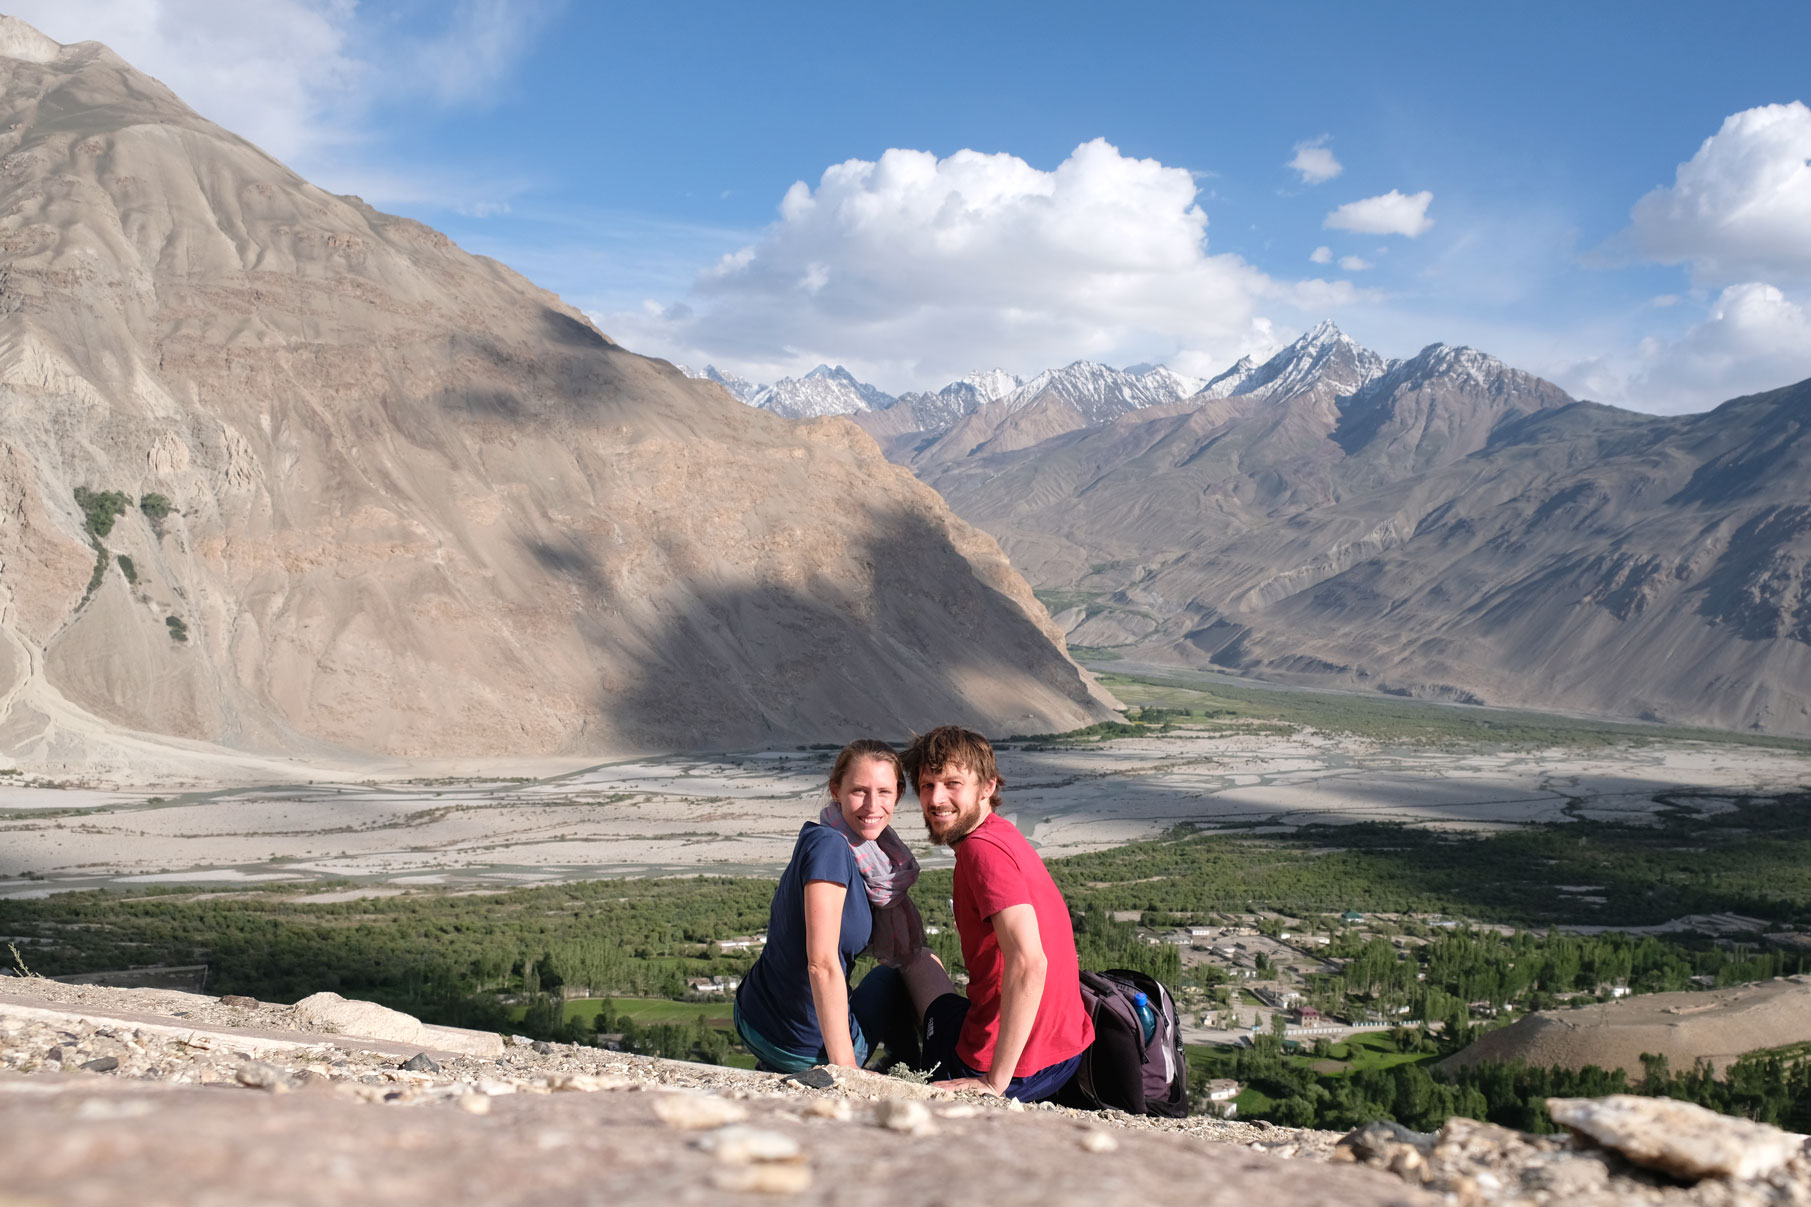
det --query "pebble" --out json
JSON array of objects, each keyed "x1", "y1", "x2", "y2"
[
  {"x1": 234, "y1": 1061, "x2": 288, "y2": 1092},
  {"x1": 873, "y1": 1099, "x2": 936, "y2": 1136},
  {"x1": 1079, "y1": 1130, "x2": 1119, "y2": 1154},
  {"x1": 694, "y1": 1125, "x2": 802, "y2": 1165},
  {"x1": 546, "y1": 1072, "x2": 629, "y2": 1092},
  {"x1": 652, "y1": 1092, "x2": 749, "y2": 1130},
  {"x1": 711, "y1": 1164, "x2": 813, "y2": 1195}
]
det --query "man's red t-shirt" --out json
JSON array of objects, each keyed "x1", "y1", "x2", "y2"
[{"x1": 952, "y1": 812, "x2": 1094, "y2": 1076}]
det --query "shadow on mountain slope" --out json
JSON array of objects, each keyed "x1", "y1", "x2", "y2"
[{"x1": 540, "y1": 505, "x2": 1109, "y2": 752}]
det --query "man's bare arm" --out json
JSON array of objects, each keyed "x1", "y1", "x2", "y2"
[{"x1": 941, "y1": 902, "x2": 1046, "y2": 1096}]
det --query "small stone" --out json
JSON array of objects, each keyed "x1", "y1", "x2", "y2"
[
  {"x1": 218, "y1": 995, "x2": 259, "y2": 1008},
  {"x1": 695, "y1": 1125, "x2": 803, "y2": 1165},
  {"x1": 455, "y1": 1094, "x2": 492, "y2": 1115},
  {"x1": 873, "y1": 1099, "x2": 936, "y2": 1135},
  {"x1": 784, "y1": 1065, "x2": 837, "y2": 1090},
  {"x1": 235, "y1": 1061, "x2": 288, "y2": 1092},
  {"x1": 80, "y1": 1056, "x2": 119, "y2": 1073},
  {"x1": 712, "y1": 1164, "x2": 813, "y2": 1195},
  {"x1": 652, "y1": 1092, "x2": 749, "y2": 1130},
  {"x1": 1079, "y1": 1130, "x2": 1118, "y2": 1153},
  {"x1": 1547, "y1": 1095, "x2": 1806, "y2": 1181},
  {"x1": 400, "y1": 1053, "x2": 440, "y2": 1073}
]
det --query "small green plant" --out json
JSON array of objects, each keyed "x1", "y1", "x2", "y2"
[
  {"x1": 139, "y1": 493, "x2": 173, "y2": 529},
  {"x1": 7, "y1": 942, "x2": 39, "y2": 978},
  {"x1": 116, "y1": 554, "x2": 137, "y2": 584},
  {"x1": 73, "y1": 486, "x2": 130, "y2": 538},
  {"x1": 80, "y1": 545, "x2": 108, "y2": 602},
  {"x1": 165, "y1": 615, "x2": 189, "y2": 643}
]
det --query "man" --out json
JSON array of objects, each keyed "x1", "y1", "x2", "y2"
[{"x1": 898, "y1": 725, "x2": 1093, "y2": 1100}]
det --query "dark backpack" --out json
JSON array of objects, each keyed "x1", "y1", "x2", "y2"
[{"x1": 1055, "y1": 968, "x2": 1188, "y2": 1117}]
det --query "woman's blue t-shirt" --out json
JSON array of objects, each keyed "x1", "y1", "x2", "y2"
[{"x1": 736, "y1": 822, "x2": 872, "y2": 1055}]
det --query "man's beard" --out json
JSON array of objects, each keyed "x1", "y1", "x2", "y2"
[{"x1": 924, "y1": 797, "x2": 985, "y2": 846}]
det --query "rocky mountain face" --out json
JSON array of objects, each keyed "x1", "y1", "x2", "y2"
[
  {"x1": 917, "y1": 329, "x2": 1811, "y2": 735},
  {"x1": 0, "y1": 18, "x2": 1115, "y2": 770}
]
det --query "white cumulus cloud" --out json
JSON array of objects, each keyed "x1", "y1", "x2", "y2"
[
  {"x1": 608, "y1": 139, "x2": 1360, "y2": 389},
  {"x1": 1289, "y1": 137, "x2": 1343, "y2": 185},
  {"x1": 1325, "y1": 189, "x2": 1435, "y2": 238},
  {"x1": 1561, "y1": 282, "x2": 1811, "y2": 413},
  {"x1": 1628, "y1": 101, "x2": 1811, "y2": 285}
]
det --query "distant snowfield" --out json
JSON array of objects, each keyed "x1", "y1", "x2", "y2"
[{"x1": 4, "y1": 732, "x2": 1808, "y2": 897}]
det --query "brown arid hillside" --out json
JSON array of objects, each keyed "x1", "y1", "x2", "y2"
[
  {"x1": 0, "y1": 17, "x2": 1115, "y2": 773},
  {"x1": 913, "y1": 329, "x2": 1811, "y2": 735},
  {"x1": 1442, "y1": 976, "x2": 1811, "y2": 1080}
]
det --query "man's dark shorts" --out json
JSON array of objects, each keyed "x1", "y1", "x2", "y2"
[{"x1": 920, "y1": 992, "x2": 1082, "y2": 1102}]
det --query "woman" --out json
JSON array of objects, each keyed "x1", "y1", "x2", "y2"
[{"x1": 733, "y1": 739, "x2": 924, "y2": 1072}]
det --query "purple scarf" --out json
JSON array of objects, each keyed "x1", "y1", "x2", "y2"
[{"x1": 817, "y1": 804, "x2": 924, "y2": 968}]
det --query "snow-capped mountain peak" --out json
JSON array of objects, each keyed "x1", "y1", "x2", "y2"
[
  {"x1": 677, "y1": 363, "x2": 761, "y2": 404},
  {"x1": 749, "y1": 364, "x2": 895, "y2": 419},
  {"x1": 1197, "y1": 322, "x2": 1388, "y2": 407},
  {"x1": 1001, "y1": 360, "x2": 1202, "y2": 424}
]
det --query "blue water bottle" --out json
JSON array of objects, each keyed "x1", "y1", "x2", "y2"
[{"x1": 1131, "y1": 991, "x2": 1157, "y2": 1043}]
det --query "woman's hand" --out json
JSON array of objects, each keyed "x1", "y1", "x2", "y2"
[{"x1": 803, "y1": 879, "x2": 858, "y2": 1067}]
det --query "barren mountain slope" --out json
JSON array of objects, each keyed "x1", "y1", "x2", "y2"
[
  {"x1": 921, "y1": 339, "x2": 1811, "y2": 734},
  {"x1": 0, "y1": 19, "x2": 1114, "y2": 769}
]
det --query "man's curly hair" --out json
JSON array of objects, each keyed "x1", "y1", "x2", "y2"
[{"x1": 900, "y1": 725, "x2": 1004, "y2": 809}]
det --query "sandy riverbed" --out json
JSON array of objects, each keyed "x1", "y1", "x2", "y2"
[{"x1": 4, "y1": 727, "x2": 1808, "y2": 897}]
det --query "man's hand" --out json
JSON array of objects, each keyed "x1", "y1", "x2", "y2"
[{"x1": 936, "y1": 1076, "x2": 1003, "y2": 1097}]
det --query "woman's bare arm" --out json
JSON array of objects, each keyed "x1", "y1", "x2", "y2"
[{"x1": 803, "y1": 879, "x2": 857, "y2": 1067}]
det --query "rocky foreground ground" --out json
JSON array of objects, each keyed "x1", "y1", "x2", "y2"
[{"x1": 0, "y1": 978, "x2": 1807, "y2": 1206}]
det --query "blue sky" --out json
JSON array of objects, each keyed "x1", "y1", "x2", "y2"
[{"x1": 15, "y1": 1, "x2": 1811, "y2": 410}]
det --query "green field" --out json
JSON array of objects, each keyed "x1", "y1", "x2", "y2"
[
  {"x1": 1089, "y1": 667, "x2": 1811, "y2": 752},
  {"x1": 560, "y1": 997, "x2": 733, "y2": 1030}
]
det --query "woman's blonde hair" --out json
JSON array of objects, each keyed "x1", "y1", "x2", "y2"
[{"x1": 827, "y1": 738, "x2": 906, "y2": 798}]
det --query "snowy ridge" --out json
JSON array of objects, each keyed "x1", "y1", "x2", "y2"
[
  {"x1": 748, "y1": 365, "x2": 896, "y2": 419},
  {"x1": 676, "y1": 363, "x2": 761, "y2": 404},
  {"x1": 1002, "y1": 360, "x2": 1204, "y2": 425},
  {"x1": 891, "y1": 368, "x2": 1024, "y2": 430},
  {"x1": 1356, "y1": 343, "x2": 1534, "y2": 398},
  {"x1": 1196, "y1": 321, "x2": 1389, "y2": 407}
]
